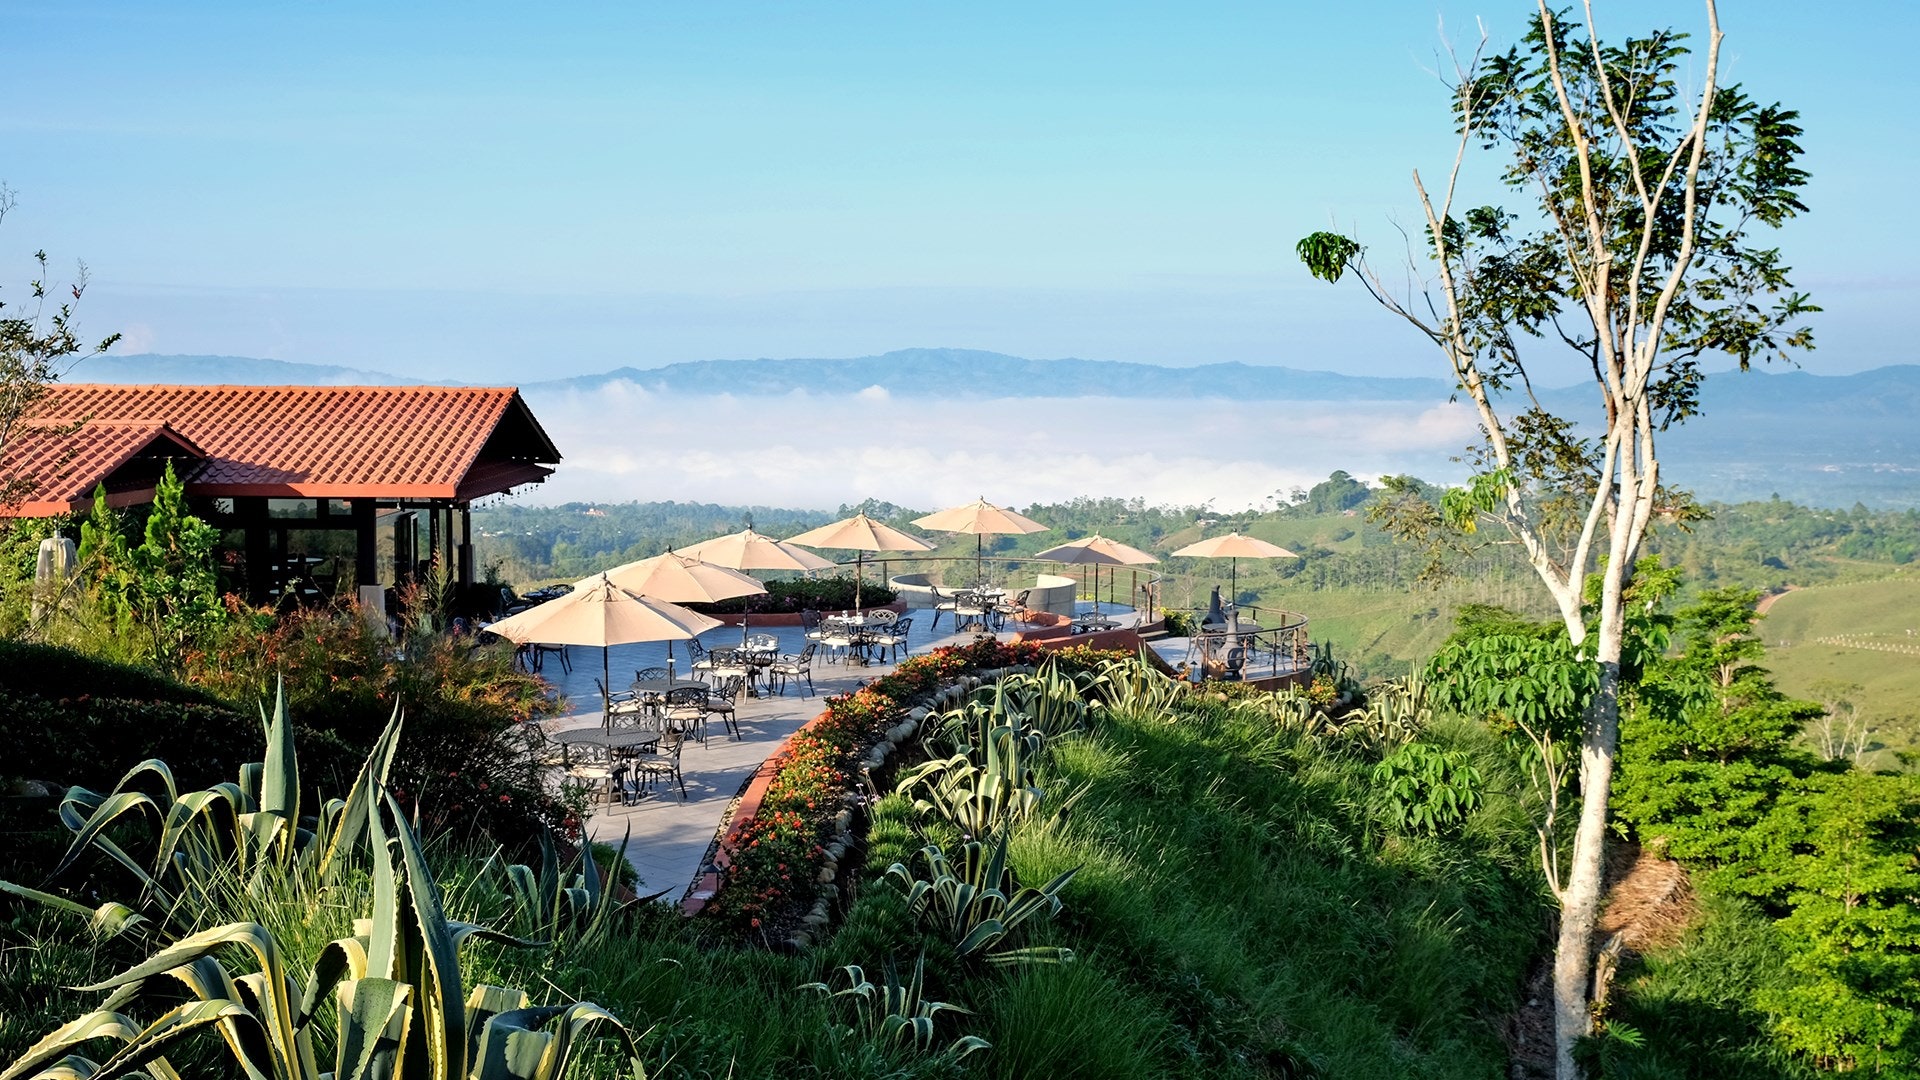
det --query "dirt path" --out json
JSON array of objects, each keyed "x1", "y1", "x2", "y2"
[{"x1": 1756, "y1": 584, "x2": 1800, "y2": 615}]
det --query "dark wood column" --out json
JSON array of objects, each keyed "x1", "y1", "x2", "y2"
[
  {"x1": 240, "y1": 497, "x2": 270, "y2": 601},
  {"x1": 353, "y1": 499, "x2": 377, "y2": 588},
  {"x1": 457, "y1": 505, "x2": 474, "y2": 586}
]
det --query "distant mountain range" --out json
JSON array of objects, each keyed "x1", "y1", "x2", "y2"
[
  {"x1": 525, "y1": 347, "x2": 1459, "y2": 401},
  {"x1": 71, "y1": 349, "x2": 1920, "y2": 507},
  {"x1": 82, "y1": 348, "x2": 1456, "y2": 401}
]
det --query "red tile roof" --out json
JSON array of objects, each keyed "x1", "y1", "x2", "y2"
[
  {"x1": 2, "y1": 384, "x2": 560, "y2": 514},
  {"x1": 3, "y1": 420, "x2": 204, "y2": 516}
]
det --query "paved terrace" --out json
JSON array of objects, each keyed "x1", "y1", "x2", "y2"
[{"x1": 533, "y1": 603, "x2": 1141, "y2": 900}]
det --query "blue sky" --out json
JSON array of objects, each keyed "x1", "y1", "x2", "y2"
[{"x1": 2, "y1": 1, "x2": 1913, "y2": 383}]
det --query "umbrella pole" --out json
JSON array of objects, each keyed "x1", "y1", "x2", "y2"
[
  {"x1": 855, "y1": 552, "x2": 863, "y2": 613},
  {"x1": 603, "y1": 647, "x2": 612, "y2": 733}
]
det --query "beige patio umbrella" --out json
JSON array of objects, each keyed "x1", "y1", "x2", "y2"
[
  {"x1": 911, "y1": 497, "x2": 1048, "y2": 585},
  {"x1": 485, "y1": 573, "x2": 723, "y2": 728},
  {"x1": 1030, "y1": 534, "x2": 1159, "y2": 616},
  {"x1": 1170, "y1": 532, "x2": 1299, "y2": 604},
  {"x1": 679, "y1": 527, "x2": 837, "y2": 643},
  {"x1": 784, "y1": 512, "x2": 935, "y2": 612},
  {"x1": 600, "y1": 552, "x2": 767, "y2": 676}
]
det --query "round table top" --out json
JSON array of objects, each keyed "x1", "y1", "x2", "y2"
[
  {"x1": 550, "y1": 727, "x2": 659, "y2": 748},
  {"x1": 633, "y1": 677, "x2": 706, "y2": 694}
]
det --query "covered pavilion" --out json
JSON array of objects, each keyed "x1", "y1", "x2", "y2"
[{"x1": 0, "y1": 383, "x2": 561, "y2": 611}]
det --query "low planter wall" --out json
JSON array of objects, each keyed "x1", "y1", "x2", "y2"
[
  {"x1": 684, "y1": 663, "x2": 1037, "y2": 943},
  {"x1": 683, "y1": 640, "x2": 1046, "y2": 932}
]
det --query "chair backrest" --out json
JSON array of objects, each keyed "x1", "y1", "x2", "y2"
[
  {"x1": 929, "y1": 585, "x2": 949, "y2": 602},
  {"x1": 868, "y1": 608, "x2": 898, "y2": 624},
  {"x1": 709, "y1": 675, "x2": 743, "y2": 703},
  {"x1": 800, "y1": 609, "x2": 822, "y2": 630},
  {"x1": 1011, "y1": 589, "x2": 1031, "y2": 606},
  {"x1": 889, "y1": 617, "x2": 912, "y2": 638},
  {"x1": 635, "y1": 666, "x2": 668, "y2": 682},
  {"x1": 594, "y1": 677, "x2": 612, "y2": 704},
  {"x1": 687, "y1": 639, "x2": 709, "y2": 661},
  {"x1": 794, "y1": 641, "x2": 817, "y2": 662}
]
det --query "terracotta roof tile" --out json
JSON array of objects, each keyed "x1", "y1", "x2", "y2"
[
  {"x1": 2, "y1": 420, "x2": 203, "y2": 515},
  {"x1": 4, "y1": 384, "x2": 559, "y2": 512}
]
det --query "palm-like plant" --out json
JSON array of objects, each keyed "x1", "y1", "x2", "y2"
[
  {"x1": 884, "y1": 832, "x2": 1077, "y2": 967},
  {"x1": 3, "y1": 790, "x2": 643, "y2": 1080}
]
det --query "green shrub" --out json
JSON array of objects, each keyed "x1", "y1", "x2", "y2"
[
  {"x1": 183, "y1": 603, "x2": 567, "y2": 851},
  {"x1": 1371, "y1": 742, "x2": 1485, "y2": 836},
  {"x1": 687, "y1": 576, "x2": 897, "y2": 615}
]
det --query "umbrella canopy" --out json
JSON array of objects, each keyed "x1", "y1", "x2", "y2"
[
  {"x1": 680, "y1": 527, "x2": 836, "y2": 644},
  {"x1": 784, "y1": 513, "x2": 934, "y2": 611},
  {"x1": 1030, "y1": 534, "x2": 1158, "y2": 614},
  {"x1": 679, "y1": 528, "x2": 837, "y2": 573},
  {"x1": 600, "y1": 551, "x2": 767, "y2": 604},
  {"x1": 597, "y1": 552, "x2": 766, "y2": 677},
  {"x1": 911, "y1": 498, "x2": 1048, "y2": 586},
  {"x1": 1169, "y1": 532, "x2": 1299, "y2": 561},
  {"x1": 1170, "y1": 532, "x2": 1300, "y2": 604},
  {"x1": 486, "y1": 574, "x2": 723, "y2": 723}
]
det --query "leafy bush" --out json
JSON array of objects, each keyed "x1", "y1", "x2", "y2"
[
  {"x1": 710, "y1": 638, "x2": 1044, "y2": 934},
  {"x1": 4, "y1": 791, "x2": 640, "y2": 1080},
  {"x1": 1371, "y1": 742, "x2": 1485, "y2": 836},
  {"x1": 182, "y1": 602, "x2": 568, "y2": 850}
]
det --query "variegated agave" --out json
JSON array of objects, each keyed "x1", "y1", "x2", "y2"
[
  {"x1": 2, "y1": 790, "x2": 644, "y2": 1080},
  {"x1": 0, "y1": 681, "x2": 401, "y2": 940},
  {"x1": 477, "y1": 826, "x2": 661, "y2": 948},
  {"x1": 800, "y1": 955, "x2": 989, "y2": 1060},
  {"x1": 884, "y1": 831, "x2": 1077, "y2": 967}
]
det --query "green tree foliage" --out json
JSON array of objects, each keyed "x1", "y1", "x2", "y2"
[
  {"x1": 1612, "y1": 587, "x2": 1920, "y2": 1072},
  {"x1": 125, "y1": 461, "x2": 224, "y2": 668},
  {"x1": 1298, "y1": 8, "x2": 1815, "y2": 1065},
  {"x1": 1295, "y1": 470, "x2": 1372, "y2": 515},
  {"x1": 71, "y1": 464, "x2": 224, "y2": 669},
  {"x1": 0, "y1": 184, "x2": 120, "y2": 508}
]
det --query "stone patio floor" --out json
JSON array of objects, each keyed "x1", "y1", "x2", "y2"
[{"x1": 532, "y1": 606, "x2": 1139, "y2": 900}]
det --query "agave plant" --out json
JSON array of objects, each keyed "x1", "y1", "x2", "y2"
[
  {"x1": 0, "y1": 682, "x2": 403, "y2": 939},
  {"x1": 983, "y1": 665, "x2": 1100, "y2": 740},
  {"x1": 1085, "y1": 652, "x2": 1183, "y2": 715},
  {"x1": 477, "y1": 826, "x2": 664, "y2": 948},
  {"x1": 885, "y1": 832, "x2": 1077, "y2": 967},
  {"x1": 3, "y1": 790, "x2": 643, "y2": 1080},
  {"x1": 896, "y1": 723, "x2": 1048, "y2": 838},
  {"x1": 801, "y1": 955, "x2": 989, "y2": 1060}
]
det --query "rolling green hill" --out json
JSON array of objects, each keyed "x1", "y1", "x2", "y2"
[{"x1": 1759, "y1": 576, "x2": 1920, "y2": 766}]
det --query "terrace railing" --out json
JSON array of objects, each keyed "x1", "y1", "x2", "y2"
[{"x1": 1172, "y1": 607, "x2": 1311, "y2": 683}]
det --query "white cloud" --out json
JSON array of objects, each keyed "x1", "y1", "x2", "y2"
[{"x1": 519, "y1": 390, "x2": 1475, "y2": 511}]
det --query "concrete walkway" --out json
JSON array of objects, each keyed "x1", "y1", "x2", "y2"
[{"x1": 530, "y1": 603, "x2": 1137, "y2": 899}]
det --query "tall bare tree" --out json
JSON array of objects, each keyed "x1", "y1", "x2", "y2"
[
  {"x1": 0, "y1": 184, "x2": 121, "y2": 508},
  {"x1": 1297, "y1": 3, "x2": 1812, "y2": 1075}
]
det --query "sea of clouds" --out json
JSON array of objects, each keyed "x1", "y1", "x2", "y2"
[{"x1": 519, "y1": 380, "x2": 1477, "y2": 511}]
